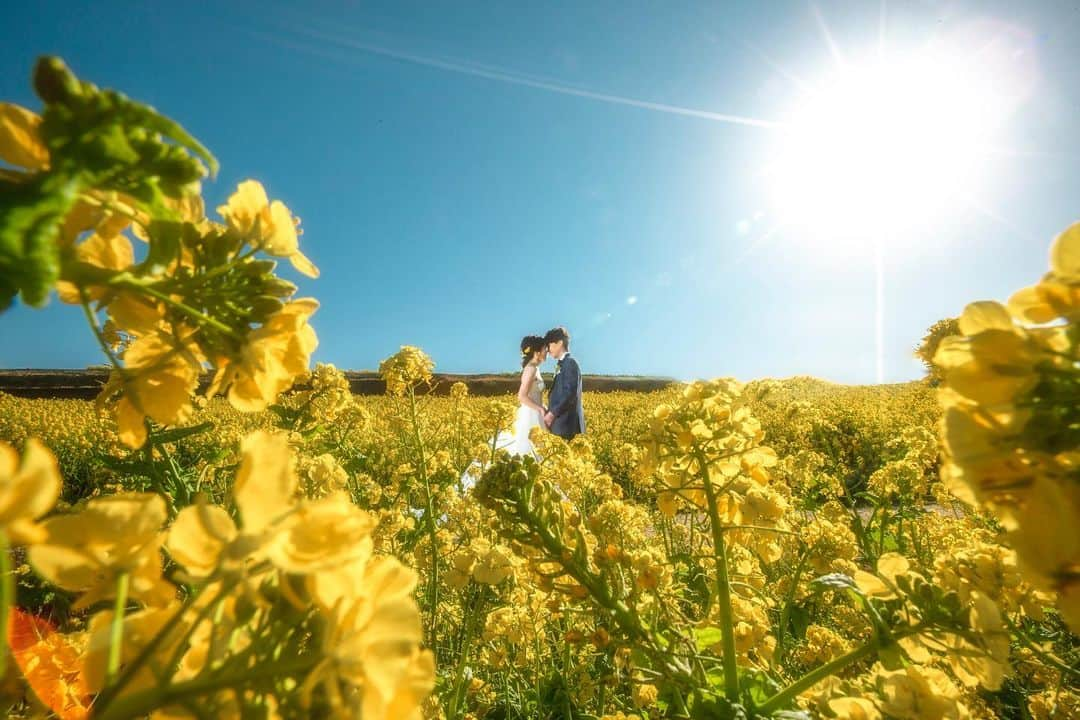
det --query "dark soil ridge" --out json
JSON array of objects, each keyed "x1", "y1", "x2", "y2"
[{"x1": 0, "y1": 368, "x2": 677, "y2": 399}]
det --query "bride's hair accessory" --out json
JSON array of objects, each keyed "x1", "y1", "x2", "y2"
[{"x1": 520, "y1": 334, "x2": 546, "y2": 367}]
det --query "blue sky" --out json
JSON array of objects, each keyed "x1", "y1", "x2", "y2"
[{"x1": 2, "y1": 1, "x2": 1078, "y2": 383}]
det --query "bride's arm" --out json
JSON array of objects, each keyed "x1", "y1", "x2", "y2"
[{"x1": 517, "y1": 365, "x2": 545, "y2": 414}]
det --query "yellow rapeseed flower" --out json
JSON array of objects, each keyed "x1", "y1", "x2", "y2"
[
  {"x1": 854, "y1": 552, "x2": 912, "y2": 600},
  {"x1": 208, "y1": 298, "x2": 319, "y2": 413},
  {"x1": 873, "y1": 664, "x2": 966, "y2": 720},
  {"x1": 56, "y1": 232, "x2": 135, "y2": 304},
  {"x1": 169, "y1": 432, "x2": 377, "y2": 584},
  {"x1": 266, "y1": 492, "x2": 376, "y2": 574},
  {"x1": 104, "y1": 327, "x2": 205, "y2": 448},
  {"x1": 233, "y1": 430, "x2": 298, "y2": 533},
  {"x1": 0, "y1": 102, "x2": 49, "y2": 171},
  {"x1": 217, "y1": 179, "x2": 319, "y2": 278},
  {"x1": 378, "y1": 346, "x2": 435, "y2": 396},
  {"x1": 0, "y1": 439, "x2": 62, "y2": 545},
  {"x1": 165, "y1": 501, "x2": 239, "y2": 579},
  {"x1": 1049, "y1": 220, "x2": 1080, "y2": 280},
  {"x1": 29, "y1": 493, "x2": 174, "y2": 610},
  {"x1": 301, "y1": 557, "x2": 432, "y2": 719},
  {"x1": 828, "y1": 697, "x2": 882, "y2": 720}
]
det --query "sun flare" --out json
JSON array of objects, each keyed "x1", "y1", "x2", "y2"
[{"x1": 768, "y1": 46, "x2": 1009, "y2": 241}]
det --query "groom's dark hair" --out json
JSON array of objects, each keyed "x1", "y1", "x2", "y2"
[{"x1": 544, "y1": 327, "x2": 570, "y2": 348}]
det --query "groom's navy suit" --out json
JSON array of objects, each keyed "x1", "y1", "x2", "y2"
[{"x1": 548, "y1": 352, "x2": 585, "y2": 440}]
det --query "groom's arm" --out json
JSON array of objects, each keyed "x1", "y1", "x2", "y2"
[{"x1": 549, "y1": 358, "x2": 580, "y2": 419}]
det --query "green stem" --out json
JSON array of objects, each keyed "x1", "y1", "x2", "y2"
[
  {"x1": 877, "y1": 507, "x2": 890, "y2": 557},
  {"x1": 79, "y1": 289, "x2": 123, "y2": 369},
  {"x1": 107, "y1": 572, "x2": 131, "y2": 684},
  {"x1": 96, "y1": 580, "x2": 210, "y2": 711},
  {"x1": 756, "y1": 624, "x2": 925, "y2": 715},
  {"x1": 757, "y1": 640, "x2": 878, "y2": 715},
  {"x1": 775, "y1": 547, "x2": 810, "y2": 664},
  {"x1": 1004, "y1": 615, "x2": 1080, "y2": 679},
  {"x1": 447, "y1": 588, "x2": 486, "y2": 719},
  {"x1": 110, "y1": 276, "x2": 241, "y2": 339},
  {"x1": 671, "y1": 687, "x2": 690, "y2": 718},
  {"x1": 0, "y1": 534, "x2": 11, "y2": 679},
  {"x1": 408, "y1": 388, "x2": 439, "y2": 652},
  {"x1": 95, "y1": 655, "x2": 319, "y2": 720},
  {"x1": 697, "y1": 450, "x2": 739, "y2": 701},
  {"x1": 515, "y1": 493, "x2": 694, "y2": 687}
]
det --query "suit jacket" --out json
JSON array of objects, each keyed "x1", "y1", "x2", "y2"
[{"x1": 548, "y1": 353, "x2": 585, "y2": 439}]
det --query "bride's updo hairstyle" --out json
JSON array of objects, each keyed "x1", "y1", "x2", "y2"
[{"x1": 520, "y1": 335, "x2": 545, "y2": 367}]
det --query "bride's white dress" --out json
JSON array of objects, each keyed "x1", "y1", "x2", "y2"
[
  {"x1": 461, "y1": 364, "x2": 544, "y2": 489},
  {"x1": 499, "y1": 364, "x2": 545, "y2": 457}
]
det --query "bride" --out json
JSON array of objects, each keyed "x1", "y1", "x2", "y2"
[
  {"x1": 501, "y1": 334, "x2": 549, "y2": 456},
  {"x1": 461, "y1": 335, "x2": 548, "y2": 488}
]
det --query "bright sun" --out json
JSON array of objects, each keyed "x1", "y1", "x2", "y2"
[{"x1": 768, "y1": 47, "x2": 1007, "y2": 242}]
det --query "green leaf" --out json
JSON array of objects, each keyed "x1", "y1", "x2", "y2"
[
  {"x1": 149, "y1": 421, "x2": 215, "y2": 445},
  {"x1": 739, "y1": 668, "x2": 783, "y2": 707},
  {"x1": 695, "y1": 626, "x2": 724, "y2": 651},
  {"x1": 877, "y1": 640, "x2": 905, "y2": 670}
]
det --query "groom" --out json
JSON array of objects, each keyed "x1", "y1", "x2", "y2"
[{"x1": 543, "y1": 326, "x2": 586, "y2": 440}]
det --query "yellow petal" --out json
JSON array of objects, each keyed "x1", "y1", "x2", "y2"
[
  {"x1": 30, "y1": 494, "x2": 167, "y2": 605},
  {"x1": 898, "y1": 635, "x2": 932, "y2": 664},
  {"x1": 57, "y1": 233, "x2": 137, "y2": 304},
  {"x1": 107, "y1": 292, "x2": 163, "y2": 334},
  {"x1": 828, "y1": 697, "x2": 881, "y2": 720},
  {"x1": 876, "y1": 552, "x2": 910, "y2": 582},
  {"x1": 233, "y1": 430, "x2": 297, "y2": 532},
  {"x1": 1049, "y1": 221, "x2": 1080, "y2": 279},
  {"x1": 289, "y1": 249, "x2": 320, "y2": 278},
  {"x1": 166, "y1": 504, "x2": 237, "y2": 578},
  {"x1": 854, "y1": 569, "x2": 896, "y2": 600},
  {"x1": 226, "y1": 369, "x2": 275, "y2": 413},
  {"x1": 122, "y1": 332, "x2": 200, "y2": 427},
  {"x1": 1005, "y1": 476, "x2": 1080, "y2": 581},
  {"x1": 0, "y1": 444, "x2": 16, "y2": 478},
  {"x1": 309, "y1": 555, "x2": 371, "y2": 613},
  {"x1": 79, "y1": 232, "x2": 134, "y2": 271},
  {"x1": 0, "y1": 103, "x2": 49, "y2": 171},
  {"x1": 217, "y1": 180, "x2": 269, "y2": 234},
  {"x1": 263, "y1": 200, "x2": 298, "y2": 256},
  {"x1": 958, "y1": 301, "x2": 1013, "y2": 335},
  {"x1": 1007, "y1": 285, "x2": 1060, "y2": 324},
  {"x1": 0, "y1": 440, "x2": 61, "y2": 542},
  {"x1": 115, "y1": 396, "x2": 148, "y2": 449},
  {"x1": 28, "y1": 544, "x2": 102, "y2": 593},
  {"x1": 83, "y1": 606, "x2": 178, "y2": 693},
  {"x1": 265, "y1": 493, "x2": 375, "y2": 574},
  {"x1": 351, "y1": 558, "x2": 424, "y2": 704},
  {"x1": 373, "y1": 649, "x2": 435, "y2": 720}
]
